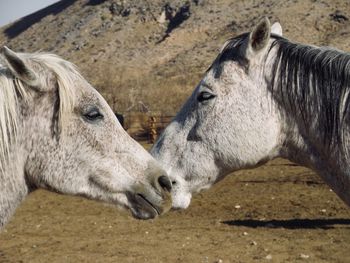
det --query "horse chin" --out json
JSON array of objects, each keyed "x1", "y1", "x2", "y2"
[{"x1": 171, "y1": 191, "x2": 192, "y2": 210}]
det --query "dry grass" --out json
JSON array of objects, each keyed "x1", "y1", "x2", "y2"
[
  {"x1": 1, "y1": 0, "x2": 348, "y2": 116},
  {"x1": 93, "y1": 62, "x2": 203, "y2": 114}
]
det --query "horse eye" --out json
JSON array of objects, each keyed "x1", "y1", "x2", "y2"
[
  {"x1": 197, "y1": 91, "x2": 216, "y2": 103},
  {"x1": 83, "y1": 108, "x2": 104, "y2": 122}
]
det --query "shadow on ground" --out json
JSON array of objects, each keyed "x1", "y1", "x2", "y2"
[{"x1": 222, "y1": 218, "x2": 350, "y2": 229}]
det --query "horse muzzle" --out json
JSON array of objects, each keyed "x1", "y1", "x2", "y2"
[{"x1": 127, "y1": 175, "x2": 172, "y2": 219}]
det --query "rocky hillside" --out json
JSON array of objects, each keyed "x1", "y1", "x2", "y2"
[{"x1": 0, "y1": 0, "x2": 349, "y2": 114}]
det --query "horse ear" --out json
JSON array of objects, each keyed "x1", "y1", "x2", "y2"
[
  {"x1": 0, "y1": 46, "x2": 39, "y2": 87},
  {"x1": 271, "y1": 22, "x2": 283, "y2": 36},
  {"x1": 246, "y1": 17, "x2": 271, "y2": 56}
]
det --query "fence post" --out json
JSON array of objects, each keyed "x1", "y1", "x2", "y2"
[{"x1": 149, "y1": 116, "x2": 157, "y2": 144}]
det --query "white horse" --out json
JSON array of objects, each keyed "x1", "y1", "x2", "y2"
[
  {"x1": 151, "y1": 17, "x2": 350, "y2": 210},
  {"x1": 0, "y1": 46, "x2": 172, "y2": 228}
]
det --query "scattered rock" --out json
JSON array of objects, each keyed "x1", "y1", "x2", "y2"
[
  {"x1": 158, "y1": 3, "x2": 174, "y2": 24},
  {"x1": 158, "y1": 11, "x2": 167, "y2": 24},
  {"x1": 109, "y1": 2, "x2": 130, "y2": 17},
  {"x1": 329, "y1": 10, "x2": 348, "y2": 23},
  {"x1": 73, "y1": 40, "x2": 87, "y2": 50},
  {"x1": 166, "y1": 1, "x2": 191, "y2": 34},
  {"x1": 192, "y1": 0, "x2": 205, "y2": 6},
  {"x1": 109, "y1": 3, "x2": 123, "y2": 15},
  {"x1": 121, "y1": 8, "x2": 131, "y2": 17},
  {"x1": 157, "y1": 1, "x2": 192, "y2": 43},
  {"x1": 300, "y1": 253, "x2": 310, "y2": 259}
]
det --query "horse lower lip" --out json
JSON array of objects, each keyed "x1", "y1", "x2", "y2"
[{"x1": 135, "y1": 194, "x2": 160, "y2": 216}]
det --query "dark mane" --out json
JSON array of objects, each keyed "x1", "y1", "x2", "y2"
[
  {"x1": 210, "y1": 32, "x2": 350, "y2": 150},
  {"x1": 270, "y1": 37, "x2": 350, "y2": 149}
]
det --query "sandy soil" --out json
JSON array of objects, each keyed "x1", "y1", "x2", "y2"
[{"x1": 0, "y1": 154, "x2": 349, "y2": 263}]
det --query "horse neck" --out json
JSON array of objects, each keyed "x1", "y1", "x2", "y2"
[
  {"x1": 0, "y1": 154, "x2": 28, "y2": 229},
  {"x1": 281, "y1": 123, "x2": 350, "y2": 207},
  {"x1": 0, "y1": 102, "x2": 29, "y2": 229},
  {"x1": 268, "y1": 47, "x2": 350, "y2": 207}
]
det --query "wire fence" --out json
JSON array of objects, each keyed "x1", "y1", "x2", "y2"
[{"x1": 119, "y1": 112, "x2": 175, "y2": 142}]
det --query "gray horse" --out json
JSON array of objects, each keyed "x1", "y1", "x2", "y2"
[
  {"x1": 0, "y1": 46, "x2": 172, "y2": 228},
  {"x1": 151, "y1": 18, "x2": 350, "y2": 210}
]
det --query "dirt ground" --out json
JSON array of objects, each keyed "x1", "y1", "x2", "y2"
[{"x1": 0, "y1": 146, "x2": 349, "y2": 263}]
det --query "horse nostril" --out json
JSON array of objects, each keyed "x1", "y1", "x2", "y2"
[{"x1": 158, "y1": 175, "x2": 172, "y2": 192}]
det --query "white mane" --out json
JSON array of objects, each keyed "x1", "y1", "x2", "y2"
[{"x1": 0, "y1": 52, "x2": 81, "y2": 172}]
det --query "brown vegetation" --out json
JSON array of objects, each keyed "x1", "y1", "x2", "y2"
[{"x1": 1, "y1": 0, "x2": 349, "y2": 115}]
